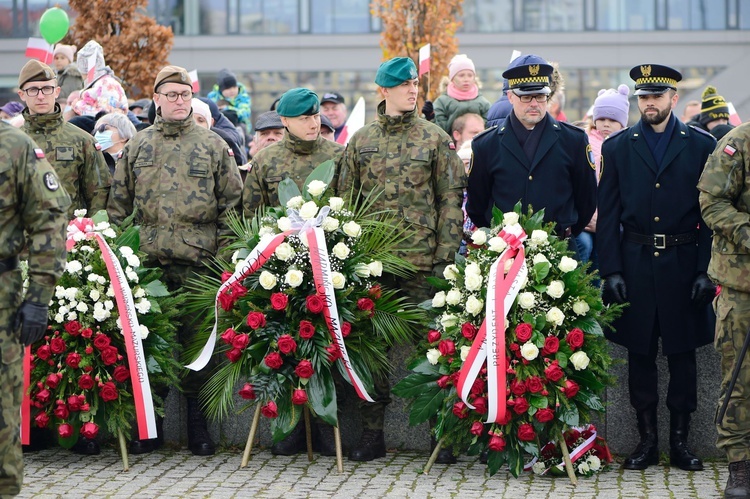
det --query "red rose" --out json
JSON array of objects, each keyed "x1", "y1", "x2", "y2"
[
  {"x1": 221, "y1": 271, "x2": 233, "y2": 282},
  {"x1": 35, "y1": 388, "x2": 51, "y2": 404},
  {"x1": 436, "y1": 375, "x2": 450, "y2": 389},
  {"x1": 438, "y1": 339, "x2": 456, "y2": 357},
  {"x1": 78, "y1": 374, "x2": 95, "y2": 390},
  {"x1": 513, "y1": 397, "x2": 530, "y2": 414},
  {"x1": 427, "y1": 330, "x2": 441, "y2": 343},
  {"x1": 489, "y1": 434, "x2": 507, "y2": 451},
  {"x1": 80, "y1": 403, "x2": 90, "y2": 412},
  {"x1": 306, "y1": 295, "x2": 325, "y2": 314},
  {"x1": 357, "y1": 297, "x2": 376, "y2": 317},
  {"x1": 220, "y1": 328, "x2": 237, "y2": 345},
  {"x1": 566, "y1": 328, "x2": 585, "y2": 350},
  {"x1": 298, "y1": 320, "x2": 316, "y2": 340},
  {"x1": 515, "y1": 323, "x2": 533, "y2": 342},
  {"x1": 49, "y1": 337, "x2": 66, "y2": 354},
  {"x1": 518, "y1": 423, "x2": 536, "y2": 442},
  {"x1": 81, "y1": 328, "x2": 93, "y2": 338},
  {"x1": 295, "y1": 359, "x2": 315, "y2": 379},
  {"x1": 291, "y1": 389, "x2": 308, "y2": 405},
  {"x1": 80, "y1": 422, "x2": 99, "y2": 439},
  {"x1": 264, "y1": 352, "x2": 283, "y2": 369},
  {"x1": 470, "y1": 378, "x2": 485, "y2": 397},
  {"x1": 93, "y1": 333, "x2": 111, "y2": 350},
  {"x1": 535, "y1": 407, "x2": 555, "y2": 423},
  {"x1": 341, "y1": 322, "x2": 352, "y2": 338},
  {"x1": 64, "y1": 320, "x2": 82, "y2": 335},
  {"x1": 100, "y1": 381, "x2": 119, "y2": 402},
  {"x1": 247, "y1": 312, "x2": 267, "y2": 330},
  {"x1": 65, "y1": 352, "x2": 81, "y2": 369},
  {"x1": 36, "y1": 345, "x2": 51, "y2": 361},
  {"x1": 472, "y1": 396, "x2": 488, "y2": 414},
  {"x1": 85, "y1": 346, "x2": 94, "y2": 355},
  {"x1": 563, "y1": 379, "x2": 580, "y2": 398},
  {"x1": 232, "y1": 333, "x2": 251, "y2": 350},
  {"x1": 261, "y1": 401, "x2": 278, "y2": 418},
  {"x1": 498, "y1": 409, "x2": 512, "y2": 425},
  {"x1": 470, "y1": 421, "x2": 484, "y2": 436},
  {"x1": 218, "y1": 292, "x2": 236, "y2": 312},
  {"x1": 526, "y1": 376, "x2": 544, "y2": 393},
  {"x1": 67, "y1": 395, "x2": 83, "y2": 412},
  {"x1": 270, "y1": 292, "x2": 288, "y2": 311},
  {"x1": 100, "y1": 345, "x2": 119, "y2": 366},
  {"x1": 113, "y1": 365, "x2": 130, "y2": 383},
  {"x1": 461, "y1": 322, "x2": 478, "y2": 341},
  {"x1": 58, "y1": 423, "x2": 74, "y2": 439},
  {"x1": 544, "y1": 361, "x2": 564, "y2": 382},
  {"x1": 510, "y1": 379, "x2": 527, "y2": 397},
  {"x1": 54, "y1": 402, "x2": 70, "y2": 420},
  {"x1": 368, "y1": 285, "x2": 382, "y2": 299},
  {"x1": 326, "y1": 344, "x2": 342, "y2": 362},
  {"x1": 238, "y1": 383, "x2": 256, "y2": 400},
  {"x1": 452, "y1": 401, "x2": 469, "y2": 419},
  {"x1": 277, "y1": 334, "x2": 298, "y2": 355},
  {"x1": 46, "y1": 373, "x2": 61, "y2": 389},
  {"x1": 542, "y1": 336, "x2": 560, "y2": 355},
  {"x1": 565, "y1": 429, "x2": 581, "y2": 447},
  {"x1": 34, "y1": 412, "x2": 50, "y2": 428}
]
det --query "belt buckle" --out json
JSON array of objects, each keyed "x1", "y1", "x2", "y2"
[{"x1": 654, "y1": 234, "x2": 666, "y2": 250}]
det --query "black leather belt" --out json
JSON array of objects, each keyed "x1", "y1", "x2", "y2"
[
  {"x1": 0, "y1": 256, "x2": 18, "y2": 274},
  {"x1": 624, "y1": 230, "x2": 697, "y2": 250}
]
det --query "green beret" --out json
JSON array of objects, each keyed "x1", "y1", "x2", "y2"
[
  {"x1": 154, "y1": 65, "x2": 192, "y2": 91},
  {"x1": 18, "y1": 60, "x2": 56, "y2": 88},
  {"x1": 276, "y1": 88, "x2": 320, "y2": 117},
  {"x1": 375, "y1": 57, "x2": 418, "y2": 88}
]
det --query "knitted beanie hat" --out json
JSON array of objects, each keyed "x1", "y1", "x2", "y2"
[
  {"x1": 448, "y1": 54, "x2": 476, "y2": 81},
  {"x1": 53, "y1": 44, "x2": 76, "y2": 64},
  {"x1": 593, "y1": 84, "x2": 630, "y2": 128},
  {"x1": 699, "y1": 85, "x2": 730, "y2": 125}
]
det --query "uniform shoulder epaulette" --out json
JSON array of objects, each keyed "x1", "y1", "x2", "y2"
[
  {"x1": 688, "y1": 124, "x2": 716, "y2": 140},
  {"x1": 472, "y1": 125, "x2": 498, "y2": 142},
  {"x1": 605, "y1": 127, "x2": 630, "y2": 140}
]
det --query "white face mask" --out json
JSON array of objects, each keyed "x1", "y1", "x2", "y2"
[{"x1": 94, "y1": 130, "x2": 115, "y2": 151}]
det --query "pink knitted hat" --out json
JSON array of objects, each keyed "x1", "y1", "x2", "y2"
[
  {"x1": 449, "y1": 54, "x2": 476, "y2": 81},
  {"x1": 53, "y1": 44, "x2": 76, "y2": 64},
  {"x1": 593, "y1": 84, "x2": 630, "y2": 128}
]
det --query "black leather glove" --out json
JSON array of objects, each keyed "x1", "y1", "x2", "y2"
[
  {"x1": 691, "y1": 273, "x2": 716, "y2": 308},
  {"x1": 422, "y1": 100, "x2": 435, "y2": 121},
  {"x1": 602, "y1": 273, "x2": 627, "y2": 305},
  {"x1": 15, "y1": 301, "x2": 49, "y2": 346}
]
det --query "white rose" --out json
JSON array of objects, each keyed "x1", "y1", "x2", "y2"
[
  {"x1": 426, "y1": 348, "x2": 441, "y2": 365},
  {"x1": 286, "y1": 196, "x2": 304, "y2": 209},
  {"x1": 443, "y1": 264, "x2": 459, "y2": 281},
  {"x1": 106, "y1": 286, "x2": 115, "y2": 297},
  {"x1": 465, "y1": 295, "x2": 484, "y2": 316},
  {"x1": 532, "y1": 462, "x2": 547, "y2": 475},
  {"x1": 126, "y1": 270, "x2": 138, "y2": 283},
  {"x1": 307, "y1": 179, "x2": 327, "y2": 197},
  {"x1": 102, "y1": 228, "x2": 117, "y2": 239},
  {"x1": 135, "y1": 299, "x2": 152, "y2": 314},
  {"x1": 104, "y1": 300, "x2": 114, "y2": 311},
  {"x1": 470, "y1": 230, "x2": 487, "y2": 246},
  {"x1": 521, "y1": 342, "x2": 539, "y2": 361},
  {"x1": 64, "y1": 287, "x2": 78, "y2": 300},
  {"x1": 321, "y1": 217, "x2": 340, "y2": 232},
  {"x1": 570, "y1": 351, "x2": 591, "y2": 370},
  {"x1": 119, "y1": 246, "x2": 134, "y2": 258},
  {"x1": 502, "y1": 212, "x2": 519, "y2": 226},
  {"x1": 546, "y1": 280, "x2": 565, "y2": 299},
  {"x1": 133, "y1": 287, "x2": 146, "y2": 299},
  {"x1": 328, "y1": 197, "x2": 345, "y2": 211},
  {"x1": 274, "y1": 242, "x2": 295, "y2": 261},
  {"x1": 54, "y1": 313, "x2": 64, "y2": 323},
  {"x1": 65, "y1": 261, "x2": 83, "y2": 273},
  {"x1": 332, "y1": 242, "x2": 350, "y2": 260},
  {"x1": 432, "y1": 291, "x2": 446, "y2": 308},
  {"x1": 331, "y1": 272, "x2": 346, "y2": 289},
  {"x1": 558, "y1": 256, "x2": 578, "y2": 273},
  {"x1": 94, "y1": 221, "x2": 110, "y2": 232},
  {"x1": 342, "y1": 221, "x2": 362, "y2": 238},
  {"x1": 532, "y1": 253, "x2": 549, "y2": 266},
  {"x1": 441, "y1": 314, "x2": 458, "y2": 328},
  {"x1": 126, "y1": 254, "x2": 141, "y2": 268},
  {"x1": 277, "y1": 217, "x2": 292, "y2": 232},
  {"x1": 259, "y1": 271, "x2": 278, "y2": 290},
  {"x1": 530, "y1": 230, "x2": 549, "y2": 246},
  {"x1": 573, "y1": 300, "x2": 590, "y2": 316},
  {"x1": 258, "y1": 226, "x2": 275, "y2": 238},
  {"x1": 88, "y1": 273, "x2": 101, "y2": 283},
  {"x1": 446, "y1": 288, "x2": 462, "y2": 305},
  {"x1": 66, "y1": 311, "x2": 77, "y2": 321},
  {"x1": 465, "y1": 273, "x2": 483, "y2": 292},
  {"x1": 587, "y1": 455, "x2": 602, "y2": 471},
  {"x1": 74, "y1": 209, "x2": 87, "y2": 218},
  {"x1": 84, "y1": 265, "x2": 93, "y2": 272},
  {"x1": 460, "y1": 345, "x2": 471, "y2": 362},
  {"x1": 75, "y1": 302, "x2": 89, "y2": 313},
  {"x1": 139, "y1": 325, "x2": 150, "y2": 340},
  {"x1": 464, "y1": 262, "x2": 481, "y2": 277},
  {"x1": 354, "y1": 263, "x2": 371, "y2": 278},
  {"x1": 518, "y1": 292, "x2": 536, "y2": 309},
  {"x1": 299, "y1": 201, "x2": 319, "y2": 220},
  {"x1": 59, "y1": 305, "x2": 69, "y2": 315},
  {"x1": 55, "y1": 286, "x2": 65, "y2": 299},
  {"x1": 577, "y1": 462, "x2": 590, "y2": 474},
  {"x1": 488, "y1": 237, "x2": 508, "y2": 253},
  {"x1": 284, "y1": 269, "x2": 304, "y2": 288},
  {"x1": 546, "y1": 307, "x2": 565, "y2": 326},
  {"x1": 368, "y1": 261, "x2": 383, "y2": 277}
]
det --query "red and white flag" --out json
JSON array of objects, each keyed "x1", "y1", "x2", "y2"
[
  {"x1": 188, "y1": 70, "x2": 200, "y2": 94},
  {"x1": 85, "y1": 52, "x2": 97, "y2": 85},
  {"x1": 25, "y1": 38, "x2": 53, "y2": 64},
  {"x1": 418, "y1": 44, "x2": 431, "y2": 77},
  {"x1": 728, "y1": 102, "x2": 742, "y2": 126},
  {"x1": 336, "y1": 97, "x2": 366, "y2": 146}
]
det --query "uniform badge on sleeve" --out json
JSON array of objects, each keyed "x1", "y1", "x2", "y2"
[
  {"x1": 94, "y1": 142, "x2": 103, "y2": 151},
  {"x1": 449, "y1": 142, "x2": 456, "y2": 150},
  {"x1": 586, "y1": 144, "x2": 596, "y2": 170},
  {"x1": 228, "y1": 148, "x2": 234, "y2": 157},
  {"x1": 43, "y1": 172, "x2": 60, "y2": 191},
  {"x1": 34, "y1": 148, "x2": 45, "y2": 159},
  {"x1": 724, "y1": 145, "x2": 737, "y2": 157}
]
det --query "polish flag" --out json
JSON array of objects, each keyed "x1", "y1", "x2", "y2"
[
  {"x1": 188, "y1": 70, "x2": 200, "y2": 94},
  {"x1": 335, "y1": 97, "x2": 366, "y2": 146},
  {"x1": 25, "y1": 38, "x2": 54, "y2": 64},
  {"x1": 418, "y1": 44, "x2": 430, "y2": 77},
  {"x1": 728, "y1": 102, "x2": 742, "y2": 126},
  {"x1": 85, "y1": 53, "x2": 97, "y2": 85}
]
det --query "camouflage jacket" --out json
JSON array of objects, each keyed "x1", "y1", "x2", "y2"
[
  {"x1": 22, "y1": 104, "x2": 110, "y2": 218},
  {"x1": 337, "y1": 101, "x2": 466, "y2": 271},
  {"x1": 698, "y1": 122, "x2": 750, "y2": 292},
  {"x1": 242, "y1": 133, "x2": 344, "y2": 217},
  {"x1": 0, "y1": 122, "x2": 70, "y2": 307},
  {"x1": 107, "y1": 112, "x2": 243, "y2": 266}
]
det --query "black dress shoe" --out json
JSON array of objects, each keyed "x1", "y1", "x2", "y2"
[
  {"x1": 313, "y1": 423, "x2": 337, "y2": 457},
  {"x1": 129, "y1": 439, "x2": 155, "y2": 455},
  {"x1": 436, "y1": 447, "x2": 457, "y2": 464},
  {"x1": 349, "y1": 429, "x2": 386, "y2": 462},
  {"x1": 271, "y1": 423, "x2": 306, "y2": 456},
  {"x1": 71, "y1": 437, "x2": 101, "y2": 455},
  {"x1": 23, "y1": 427, "x2": 52, "y2": 453}
]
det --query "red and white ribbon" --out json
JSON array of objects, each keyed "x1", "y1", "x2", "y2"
[
  {"x1": 525, "y1": 425, "x2": 599, "y2": 474},
  {"x1": 21, "y1": 346, "x2": 31, "y2": 444}
]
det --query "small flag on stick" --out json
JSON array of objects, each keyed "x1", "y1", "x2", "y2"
[
  {"x1": 85, "y1": 53, "x2": 97, "y2": 85},
  {"x1": 418, "y1": 44, "x2": 431, "y2": 77},
  {"x1": 188, "y1": 70, "x2": 200, "y2": 94},
  {"x1": 25, "y1": 38, "x2": 54, "y2": 64}
]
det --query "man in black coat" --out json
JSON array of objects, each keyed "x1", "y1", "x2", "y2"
[
  {"x1": 467, "y1": 54, "x2": 596, "y2": 254},
  {"x1": 598, "y1": 64, "x2": 717, "y2": 472}
]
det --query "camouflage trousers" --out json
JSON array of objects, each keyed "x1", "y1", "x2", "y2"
[
  {"x1": 0, "y1": 304, "x2": 23, "y2": 496},
  {"x1": 715, "y1": 286, "x2": 750, "y2": 462}
]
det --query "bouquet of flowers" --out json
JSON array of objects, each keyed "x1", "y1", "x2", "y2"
[
  {"x1": 25, "y1": 210, "x2": 182, "y2": 467},
  {"x1": 187, "y1": 161, "x2": 424, "y2": 449},
  {"x1": 530, "y1": 424, "x2": 612, "y2": 477},
  {"x1": 393, "y1": 206, "x2": 623, "y2": 479}
]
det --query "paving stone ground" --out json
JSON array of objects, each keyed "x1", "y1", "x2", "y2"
[{"x1": 18, "y1": 447, "x2": 729, "y2": 498}]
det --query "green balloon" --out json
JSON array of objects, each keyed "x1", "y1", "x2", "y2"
[{"x1": 39, "y1": 8, "x2": 70, "y2": 45}]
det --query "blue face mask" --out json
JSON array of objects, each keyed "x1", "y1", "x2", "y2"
[{"x1": 94, "y1": 130, "x2": 115, "y2": 151}]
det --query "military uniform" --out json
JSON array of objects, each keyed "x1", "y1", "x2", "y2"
[
  {"x1": 698, "y1": 123, "x2": 750, "y2": 494},
  {"x1": 0, "y1": 122, "x2": 70, "y2": 495}
]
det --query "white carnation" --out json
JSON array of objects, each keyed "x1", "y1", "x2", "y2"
[
  {"x1": 446, "y1": 288, "x2": 462, "y2": 306},
  {"x1": 321, "y1": 217, "x2": 340, "y2": 232},
  {"x1": 332, "y1": 242, "x2": 350, "y2": 260},
  {"x1": 102, "y1": 228, "x2": 117, "y2": 239},
  {"x1": 74, "y1": 209, "x2": 87, "y2": 218},
  {"x1": 258, "y1": 226, "x2": 275, "y2": 238},
  {"x1": 570, "y1": 351, "x2": 591, "y2": 370},
  {"x1": 521, "y1": 342, "x2": 539, "y2": 361},
  {"x1": 66, "y1": 311, "x2": 77, "y2": 321},
  {"x1": 465, "y1": 273, "x2": 483, "y2": 291},
  {"x1": 72, "y1": 231, "x2": 86, "y2": 242},
  {"x1": 274, "y1": 242, "x2": 295, "y2": 261},
  {"x1": 84, "y1": 265, "x2": 93, "y2": 272},
  {"x1": 286, "y1": 196, "x2": 304, "y2": 209},
  {"x1": 331, "y1": 272, "x2": 346, "y2": 289},
  {"x1": 470, "y1": 230, "x2": 487, "y2": 246},
  {"x1": 104, "y1": 300, "x2": 114, "y2": 311},
  {"x1": 106, "y1": 286, "x2": 115, "y2": 297},
  {"x1": 79, "y1": 245, "x2": 94, "y2": 253},
  {"x1": 54, "y1": 313, "x2": 64, "y2": 323},
  {"x1": 573, "y1": 300, "x2": 590, "y2": 316},
  {"x1": 546, "y1": 307, "x2": 565, "y2": 326},
  {"x1": 306, "y1": 180, "x2": 327, "y2": 197},
  {"x1": 342, "y1": 221, "x2": 362, "y2": 238},
  {"x1": 284, "y1": 269, "x2": 304, "y2": 288},
  {"x1": 587, "y1": 455, "x2": 602, "y2": 471},
  {"x1": 75, "y1": 302, "x2": 88, "y2": 313},
  {"x1": 126, "y1": 254, "x2": 141, "y2": 268},
  {"x1": 118, "y1": 246, "x2": 134, "y2": 258},
  {"x1": 502, "y1": 212, "x2": 519, "y2": 226},
  {"x1": 64, "y1": 287, "x2": 78, "y2": 300},
  {"x1": 139, "y1": 324, "x2": 150, "y2": 340},
  {"x1": 532, "y1": 462, "x2": 547, "y2": 475},
  {"x1": 530, "y1": 229, "x2": 549, "y2": 247},
  {"x1": 460, "y1": 345, "x2": 471, "y2": 362},
  {"x1": 126, "y1": 270, "x2": 138, "y2": 283},
  {"x1": 577, "y1": 462, "x2": 590, "y2": 474},
  {"x1": 443, "y1": 264, "x2": 459, "y2": 281},
  {"x1": 488, "y1": 237, "x2": 508, "y2": 253},
  {"x1": 465, "y1": 295, "x2": 484, "y2": 316},
  {"x1": 368, "y1": 261, "x2": 383, "y2": 277},
  {"x1": 65, "y1": 261, "x2": 83, "y2": 274},
  {"x1": 432, "y1": 291, "x2": 446, "y2": 308},
  {"x1": 135, "y1": 299, "x2": 152, "y2": 314},
  {"x1": 133, "y1": 287, "x2": 146, "y2": 299},
  {"x1": 55, "y1": 286, "x2": 66, "y2": 299},
  {"x1": 426, "y1": 348, "x2": 441, "y2": 365},
  {"x1": 59, "y1": 305, "x2": 69, "y2": 315},
  {"x1": 558, "y1": 256, "x2": 578, "y2": 273},
  {"x1": 546, "y1": 280, "x2": 565, "y2": 299},
  {"x1": 328, "y1": 197, "x2": 345, "y2": 211},
  {"x1": 299, "y1": 201, "x2": 319, "y2": 220},
  {"x1": 93, "y1": 221, "x2": 111, "y2": 232},
  {"x1": 277, "y1": 217, "x2": 292, "y2": 232},
  {"x1": 259, "y1": 270, "x2": 278, "y2": 290}
]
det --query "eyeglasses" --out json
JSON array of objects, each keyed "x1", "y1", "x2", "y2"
[
  {"x1": 158, "y1": 91, "x2": 193, "y2": 102},
  {"x1": 22, "y1": 86, "x2": 56, "y2": 97},
  {"x1": 515, "y1": 94, "x2": 550, "y2": 104}
]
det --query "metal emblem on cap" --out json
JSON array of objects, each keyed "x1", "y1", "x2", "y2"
[
  {"x1": 641, "y1": 65, "x2": 652, "y2": 77},
  {"x1": 180, "y1": 72, "x2": 187, "y2": 82},
  {"x1": 529, "y1": 65, "x2": 539, "y2": 76},
  {"x1": 44, "y1": 69, "x2": 51, "y2": 78}
]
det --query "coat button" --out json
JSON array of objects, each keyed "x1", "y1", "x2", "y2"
[
  {"x1": 654, "y1": 216, "x2": 660, "y2": 222},
  {"x1": 528, "y1": 175, "x2": 533, "y2": 180},
  {"x1": 386, "y1": 179, "x2": 391, "y2": 183},
  {"x1": 655, "y1": 183, "x2": 660, "y2": 188},
  {"x1": 654, "y1": 251, "x2": 660, "y2": 257}
]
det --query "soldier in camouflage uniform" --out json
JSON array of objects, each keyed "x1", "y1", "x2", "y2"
[
  {"x1": 17, "y1": 60, "x2": 110, "y2": 219},
  {"x1": 242, "y1": 88, "x2": 344, "y2": 218},
  {"x1": 337, "y1": 57, "x2": 466, "y2": 462},
  {"x1": 107, "y1": 65, "x2": 243, "y2": 456},
  {"x1": 0, "y1": 122, "x2": 70, "y2": 496},
  {"x1": 698, "y1": 122, "x2": 750, "y2": 499}
]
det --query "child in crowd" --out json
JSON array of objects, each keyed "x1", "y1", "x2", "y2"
[
  {"x1": 457, "y1": 140, "x2": 476, "y2": 256},
  {"x1": 53, "y1": 44, "x2": 84, "y2": 102},
  {"x1": 208, "y1": 69, "x2": 252, "y2": 133}
]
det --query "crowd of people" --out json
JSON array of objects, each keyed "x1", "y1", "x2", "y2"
[{"x1": 1, "y1": 41, "x2": 749, "y2": 499}]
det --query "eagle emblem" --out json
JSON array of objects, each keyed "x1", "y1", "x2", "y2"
[
  {"x1": 640, "y1": 65, "x2": 652, "y2": 77},
  {"x1": 529, "y1": 65, "x2": 540, "y2": 76}
]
